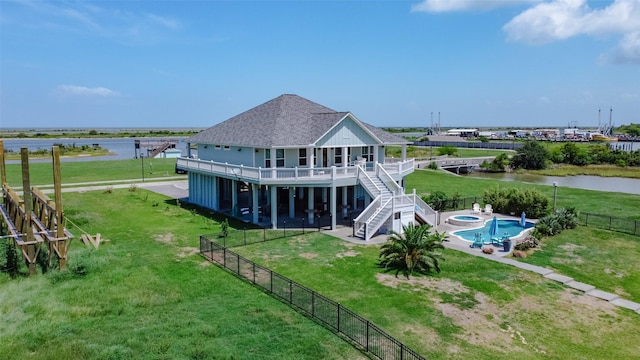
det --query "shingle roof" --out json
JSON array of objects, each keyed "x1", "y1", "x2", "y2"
[{"x1": 188, "y1": 94, "x2": 408, "y2": 147}]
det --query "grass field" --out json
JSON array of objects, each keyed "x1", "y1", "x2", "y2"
[
  {"x1": 0, "y1": 189, "x2": 364, "y2": 360},
  {"x1": 1, "y1": 158, "x2": 183, "y2": 188},
  {"x1": 406, "y1": 169, "x2": 640, "y2": 220},
  {"x1": 2, "y1": 159, "x2": 640, "y2": 359}
]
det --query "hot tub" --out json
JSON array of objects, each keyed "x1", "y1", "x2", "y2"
[{"x1": 447, "y1": 215, "x2": 484, "y2": 227}]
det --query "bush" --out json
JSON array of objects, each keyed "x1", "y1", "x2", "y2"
[
  {"x1": 438, "y1": 145, "x2": 458, "y2": 156},
  {"x1": 422, "y1": 191, "x2": 448, "y2": 212},
  {"x1": 482, "y1": 187, "x2": 549, "y2": 218},
  {"x1": 514, "y1": 234, "x2": 540, "y2": 251},
  {"x1": 428, "y1": 161, "x2": 439, "y2": 170}
]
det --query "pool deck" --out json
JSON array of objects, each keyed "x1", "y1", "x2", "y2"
[{"x1": 435, "y1": 210, "x2": 534, "y2": 258}]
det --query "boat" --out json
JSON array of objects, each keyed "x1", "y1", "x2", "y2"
[{"x1": 591, "y1": 133, "x2": 618, "y2": 142}]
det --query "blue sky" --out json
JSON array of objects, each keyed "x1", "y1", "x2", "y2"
[{"x1": 1, "y1": 0, "x2": 639, "y2": 129}]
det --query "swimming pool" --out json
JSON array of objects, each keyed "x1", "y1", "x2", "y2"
[{"x1": 452, "y1": 219, "x2": 535, "y2": 242}]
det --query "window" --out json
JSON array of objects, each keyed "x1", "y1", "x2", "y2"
[
  {"x1": 223, "y1": 146, "x2": 230, "y2": 151},
  {"x1": 214, "y1": 145, "x2": 221, "y2": 150},
  {"x1": 362, "y1": 146, "x2": 374, "y2": 161},
  {"x1": 265, "y1": 149, "x2": 285, "y2": 167},
  {"x1": 298, "y1": 149, "x2": 307, "y2": 166},
  {"x1": 334, "y1": 148, "x2": 342, "y2": 165},
  {"x1": 276, "y1": 149, "x2": 285, "y2": 167},
  {"x1": 265, "y1": 149, "x2": 271, "y2": 168}
]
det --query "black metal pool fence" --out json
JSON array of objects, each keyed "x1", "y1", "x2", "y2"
[
  {"x1": 579, "y1": 212, "x2": 639, "y2": 236},
  {"x1": 199, "y1": 235, "x2": 426, "y2": 360}
]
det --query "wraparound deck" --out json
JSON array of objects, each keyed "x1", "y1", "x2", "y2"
[{"x1": 176, "y1": 157, "x2": 414, "y2": 185}]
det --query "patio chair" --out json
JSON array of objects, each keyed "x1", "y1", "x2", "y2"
[
  {"x1": 471, "y1": 232, "x2": 483, "y2": 248},
  {"x1": 484, "y1": 204, "x2": 493, "y2": 215},
  {"x1": 471, "y1": 203, "x2": 481, "y2": 214}
]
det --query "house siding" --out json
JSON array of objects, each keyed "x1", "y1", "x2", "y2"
[
  {"x1": 316, "y1": 116, "x2": 378, "y2": 148},
  {"x1": 198, "y1": 144, "x2": 254, "y2": 166}
]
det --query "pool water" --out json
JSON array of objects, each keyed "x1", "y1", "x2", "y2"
[
  {"x1": 452, "y1": 219, "x2": 534, "y2": 242},
  {"x1": 454, "y1": 216, "x2": 482, "y2": 220}
]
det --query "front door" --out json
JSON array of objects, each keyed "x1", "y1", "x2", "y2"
[{"x1": 322, "y1": 148, "x2": 328, "y2": 167}]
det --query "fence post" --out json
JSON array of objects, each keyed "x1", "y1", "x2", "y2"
[
  {"x1": 366, "y1": 320, "x2": 370, "y2": 352},
  {"x1": 284, "y1": 220, "x2": 286, "y2": 238},
  {"x1": 263, "y1": 226, "x2": 266, "y2": 242},
  {"x1": 585, "y1": 213, "x2": 589, "y2": 226},
  {"x1": 236, "y1": 253, "x2": 240, "y2": 274},
  {"x1": 223, "y1": 247, "x2": 226, "y2": 268},
  {"x1": 302, "y1": 217, "x2": 305, "y2": 234},
  {"x1": 253, "y1": 262, "x2": 256, "y2": 284},
  {"x1": 270, "y1": 270, "x2": 273, "y2": 293},
  {"x1": 311, "y1": 291, "x2": 316, "y2": 317},
  {"x1": 337, "y1": 303, "x2": 341, "y2": 333},
  {"x1": 401, "y1": 343, "x2": 405, "y2": 360},
  {"x1": 609, "y1": 216, "x2": 612, "y2": 230},
  {"x1": 289, "y1": 281, "x2": 293, "y2": 304}
]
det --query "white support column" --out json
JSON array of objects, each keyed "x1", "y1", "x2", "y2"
[
  {"x1": 373, "y1": 145, "x2": 379, "y2": 165},
  {"x1": 307, "y1": 187, "x2": 315, "y2": 225},
  {"x1": 270, "y1": 186, "x2": 278, "y2": 229},
  {"x1": 289, "y1": 188, "x2": 295, "y2": 219},
  {"x1": 342, "y1": 186, "x2": 348, "y2": 218},
  {"x1": 308, "y1": 146, "x2": 314, "y2": 169},
  {"x1": 401, "y1": 144, "x2": 407, "y2": 161},
  {"x1": 231, "y1": 179, "x2": 237, "y2": 216},
  {"x1": 330, "y1": 185, "x2": 337, "y2": 230},
  {"x1": 342, "y1": 146, "x2": 348, "y2": 167},
  {"x1": 252, "y1": 183, "x2": 259, "y2": 224}
]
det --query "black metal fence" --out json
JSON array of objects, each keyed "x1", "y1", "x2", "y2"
[
  {"x1": 199, "y1": 235, "x2": 426, "y2": 360},
  {"x1": 579, "y1": 212, "x2": 639, "y2": 236},
  {"x1": 212, "y1": 225, "x2": 305, "y2": 248}
]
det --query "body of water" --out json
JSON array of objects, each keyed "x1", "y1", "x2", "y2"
[
  {"x1": 2, "y1": 137, "x2": 190, "y2": 163},
  {"x1": 467, "y1": 171, "x2": 640, "y2": 195}
]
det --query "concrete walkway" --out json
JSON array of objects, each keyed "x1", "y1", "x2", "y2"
[{"x1": 46, "y1": 178, "x2": 640, "y2": 315}]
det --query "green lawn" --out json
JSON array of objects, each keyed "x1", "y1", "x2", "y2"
[
  {"x1": 1, "y1": 158, "x2": 183, "y2": 188},
  {"x1": 233, "y1": 233, "x2": 640, "y2": 360},
  {"x1": 406, "y1": 169, "x2": 640, "y2": 220},
  {"x1": 0, "y1": 189, "x2": 364, "y2": 360}
]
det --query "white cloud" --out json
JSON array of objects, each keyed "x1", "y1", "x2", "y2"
[
  {"x1": 503, "y1": 0, "x2": 640, "y2": 64},
  {"x1": 55, "y1": 85, "x2": 120, "y2": 97},
  {"x1": 614, "y1": 31, "x2": 640, "y2": 63},
  {"x1": 537, "y1": 96, "x2": 552, "y2": 104},
  {"x1": 411, "y1": 0, "x2": 541, "y2": 13}
]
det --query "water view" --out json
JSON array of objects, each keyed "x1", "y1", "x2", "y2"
[{"x1": 2, "y1": 137, "x2": 190, "y2": 163}]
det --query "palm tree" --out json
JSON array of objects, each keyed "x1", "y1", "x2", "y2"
[{"x1": 378, "y1": 223, "x2": 447, "y2": 279}]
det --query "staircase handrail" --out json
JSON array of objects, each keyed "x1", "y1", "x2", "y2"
[
  {"x1": 353, "y1": 195, "x2": 381, "y2": 225},
  {"x1": 375, "y1": 163, "x2": 403, "y2": 195},
  {"x1": 149, "y1": 141, "x2": 173, "y2": 158},
  {"x1": 357, "y1": 166, "x2": 382, "y2": 198},
  {"x1": 413, "y1": 193, "x2": 437, "y2": 226},
  {"x1": 362, "y1": 197, "x2": 393, "y2": 241}
]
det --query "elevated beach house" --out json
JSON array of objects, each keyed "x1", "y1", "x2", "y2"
[{"x1": 176, "y1": 94, "x2": 435, "y2": 240}]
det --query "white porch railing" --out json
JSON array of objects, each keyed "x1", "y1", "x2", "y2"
[
  {"x1": 177, "y1": 157, "x2": 412, "y2": 184},
  {"x1": 357, "y1": 167, "x2": 382, "y2": 199},
  {"x1": 375, "y1": 163, "x2": 403, "y2": 195}
]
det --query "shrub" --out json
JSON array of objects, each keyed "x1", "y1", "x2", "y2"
[
  {"x1": 514, "y1": 234, "x2": 540, "y2": 251},
  {"x1": 555, "y1": 207, "x2": 579, "y2": 230},
  {"x1": 482, "y1": 187, "x2": 548, "y2": 218},
  {"x1": 438, "y1": 145, "x2": 458, "y2": 156},
  {"x1": 428, "y1": 161, "x2": 439, "y2": 170},
  {"x1": 422, "y1": 191, "x2": 448, "y2": 212}
]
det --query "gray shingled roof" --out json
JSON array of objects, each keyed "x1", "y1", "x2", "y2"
[{"x1": 188, "y1": 94, "x2": 409, "y2": 147}]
